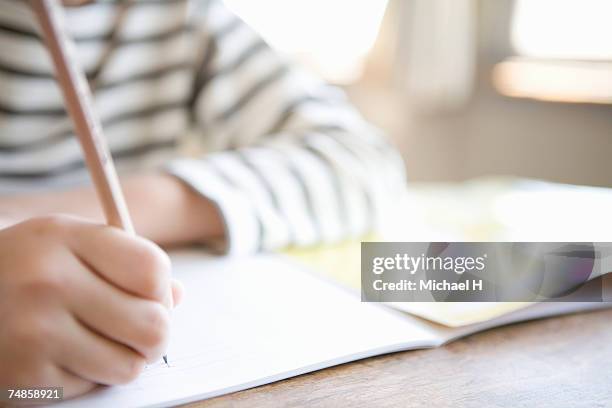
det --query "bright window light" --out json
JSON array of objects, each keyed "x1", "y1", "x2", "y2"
[
  {"x1": 511, "y1": 0, "x2": 612, "y2": 60},
  {"x1": 493, "y1": 58, "x2": 612, "y2": 104},
  {"x1": 223, "y1": 0, "x2": 389, "y2": 83}
]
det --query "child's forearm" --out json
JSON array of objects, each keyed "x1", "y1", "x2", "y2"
[{"x1": 0, "y1": 173, "x2": 224, "y2": 247}]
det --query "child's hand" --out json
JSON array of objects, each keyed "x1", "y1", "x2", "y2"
[{"x1": 0, "y1": 215, "x2": 181, "y2": 398}]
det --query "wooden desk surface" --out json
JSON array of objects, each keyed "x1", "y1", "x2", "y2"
[{"x1": 185, "y1": 309, "x2": 612, "y2": 407}]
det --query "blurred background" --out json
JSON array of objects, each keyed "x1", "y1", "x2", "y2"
[
  {"x1": 223, "y1": 0, "x2": 612, "y2": 243},
  {"x1": 221, "y1": 0, "x2": 612, "y2": 322},
  {"x1": 226, "y1": 0, "x2": 612, "y2": 187}
]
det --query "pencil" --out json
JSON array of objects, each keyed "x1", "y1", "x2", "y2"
[{"x1": 30, "y1": 0, "x2": 169, "y2": 366}]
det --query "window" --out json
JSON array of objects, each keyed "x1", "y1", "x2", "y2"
[{"x1": 493, "y1": 0, "x2": 612, "y2": 104}]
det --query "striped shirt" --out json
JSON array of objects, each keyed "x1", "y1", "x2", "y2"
[{"x1": 0, "y1": 0, "x2": 406, "y2": 254}]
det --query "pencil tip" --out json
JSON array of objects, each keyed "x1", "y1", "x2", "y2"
[{"x1": 163, "y1": 355, "x2": 169, "y2": 366}]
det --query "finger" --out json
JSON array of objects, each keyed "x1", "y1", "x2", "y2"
[
  {"x1": 54, "y1": 313, "x2": 147, "y2": 385},
  {"x1": 54, "y1": 367, "x2": 97, "y2": 399},
  {"x1": 171, "y1": 279, "x2": 184, "y2": 307},
  {"x1": 10, "y1": 362, "x2": 95, "y2": 398},
  {"x1": 67, "y1": 264, "x2": 170, "y2": 362},
  {"x1": 65, "y1": 221, "x2": 172, "y2": 305}
]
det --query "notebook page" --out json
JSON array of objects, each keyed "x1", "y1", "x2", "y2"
[{"x1": 56, "y1": 252, "x2": 439, "y2": 408}]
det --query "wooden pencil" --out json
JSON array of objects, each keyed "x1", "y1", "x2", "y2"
[{"x1": 30, "y1": 0, "x2": 169, "y2": 366}]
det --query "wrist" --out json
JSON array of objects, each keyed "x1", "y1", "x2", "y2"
[{"x1": 123, "y1": 173, "x2": 225, "y2": 246}]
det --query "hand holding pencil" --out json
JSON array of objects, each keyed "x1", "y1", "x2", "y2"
[
  {"x1": 0, "y1": 215, "x2": 175, "y2": 396},
  {"x1": 30, "y1": 0, "x2": 172, "y2": 364},
  {"x1": 0, "y1": 0, "x2": 176, "y2": 396}
]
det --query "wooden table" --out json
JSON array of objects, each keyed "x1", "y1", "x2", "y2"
[{"x1": 186, "y1": 309, "x2": 612, "y2": 407}]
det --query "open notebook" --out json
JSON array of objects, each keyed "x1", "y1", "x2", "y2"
[{"x1": 56, "y1": 251, "x2": 609, "y2": 408}]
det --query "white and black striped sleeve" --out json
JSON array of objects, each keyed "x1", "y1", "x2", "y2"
[{"x1": 166, "y1": 0, "x2": 406, "y2": 255}]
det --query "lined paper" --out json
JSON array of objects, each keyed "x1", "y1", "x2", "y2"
[{"x1": 56, "y1": 252, "x2": 439, "y2": 408}]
